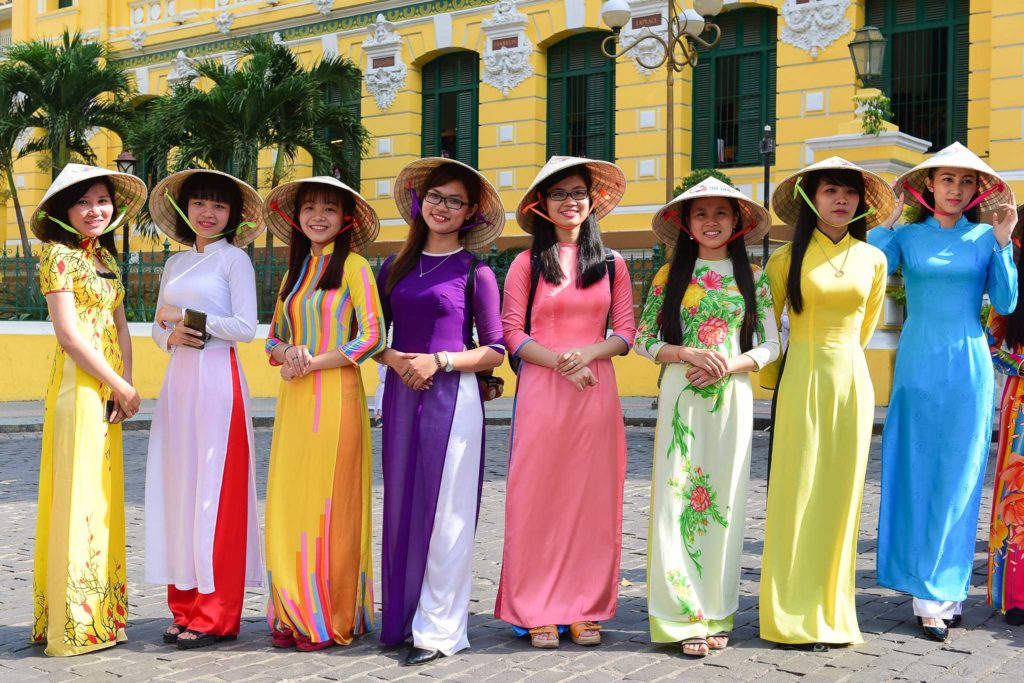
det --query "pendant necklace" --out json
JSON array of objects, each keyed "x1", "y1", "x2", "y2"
[
  {"x1": 419, "y1": 253, "x2": 454, "y2": 278},
  {"x1": 815, "y1": 235, "x2": 851, "y2": 277}
]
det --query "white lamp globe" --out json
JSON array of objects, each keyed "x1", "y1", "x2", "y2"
[
  {"x1": 601, "y1": 0, "x2": 632, "y2": 31},
  {"x1": 693, "y1": 0, "x2": 725, "y2": 18},
  {"x1": 681, "y1": 9, "x2": 706, "y2": 38}
]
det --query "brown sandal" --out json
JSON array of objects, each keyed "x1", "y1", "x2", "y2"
[
  {"x1": 707, "y1": 632, "x2": 729, "y2": 650},
  {"x1": 528, "y1": 624, "x2": 559, "y2": 649},
  {"x1": 569, "y1": 621, "x2": 602, "y2": 646},
  {"x1": 681, "y1": 637, "x2": 709, "y2": 657}
]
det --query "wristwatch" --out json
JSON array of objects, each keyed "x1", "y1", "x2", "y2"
[{"x1": 443, "y1": 351, "x2": 455, "y2": 373}]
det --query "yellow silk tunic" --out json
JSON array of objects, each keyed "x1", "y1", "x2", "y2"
[{"x1": 759, "y1": 231, "x2": 886, "y2": 645}]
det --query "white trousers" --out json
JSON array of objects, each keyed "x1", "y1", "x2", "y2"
[
  {"x1": 411, "y1": 372, "x2": 483, "y2": 655},
  {"x1": 912, "y1": 597, "x2": 963, "y2": 620}
]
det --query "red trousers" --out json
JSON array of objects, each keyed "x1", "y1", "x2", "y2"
[{"x1": 168, "y1": 349, "x2": 249, "y2": 636}]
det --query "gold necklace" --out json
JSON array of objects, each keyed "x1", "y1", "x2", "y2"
[{"x1": 815, "y1": 235, "x2": 851, "y2": 278}]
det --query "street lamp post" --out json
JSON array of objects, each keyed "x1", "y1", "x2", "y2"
[
  {"x1": 848, "y1": 26, "x2": 887, "y2": 86},
  {"x1": 114, "y1": 150, "x2": 137, "y2": 284},
  {"x1": 759, "y1": 124, "x2": 775, "y2": 266},
  {"x1": 600, "y1": 0, "x2": 725, "y2": 202}
]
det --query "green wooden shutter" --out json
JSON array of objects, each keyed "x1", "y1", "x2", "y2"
[
  {"x1": 455, "y1": 89, "x2": 477, "y2": 166},
  {"x1": 422, "y1": 92, "x2": 440, "y2": 158},
  {"x1": 691, "y1": 59, "x2": 713, "y2": 168},
  {"x1": 951, "y1": 20, "x2": 969, "y2": 144},
  {"x1": 585, "y1": 68, "x2": 610, "y2": 161},
  {"x1": 547, "y1": 75, "x2": 565, "y2": 157},
  {"x1": 736, "y1": 53, "x2": 762, "y2": 165}
]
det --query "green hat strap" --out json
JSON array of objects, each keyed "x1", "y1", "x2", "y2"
[
  {"x1": 37, "y1": 206, "x2": 128, "y2": 237},
  {"x1": 794, "y1": 176, "x2": 876, "y2": 228},
  {"x1": 164, "y1": 190, "x2": 257, "y2": 239}
]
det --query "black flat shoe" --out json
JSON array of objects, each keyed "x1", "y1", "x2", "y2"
[
  {"x1": 921, "y1": 624, "x2": 948, "y2": 642},
  {"x1": 1005, "y1": 608, "x2": 1024, "y2": 626},
  {"x1": 778, "y1": 642, "x2": 828, "y2": 652},
  {"x1": 162, "y1": 623, "x2": 187, "y2": 644},
  {"x1": 402, "y1": 646, "x2": 443, "y2": 666},
  {"x1": 176, "y1": 630, "x2": 237, "y2": 650}
]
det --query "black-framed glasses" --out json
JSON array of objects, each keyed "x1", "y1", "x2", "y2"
[
  {"x1": 546, "y1": 189, "x2": 590, "y2": 202},
  {"x1": 424, "y1": 190, "x2": 468, "y2": 211}
]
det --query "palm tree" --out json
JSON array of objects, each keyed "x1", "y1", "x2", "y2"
[
  {"x1": 133, "y1": 36, "x2": 367, "y2": 303},
  {"x1": 5, "y1": 30, "x2": 135, "y2": 175},
  {"x1": 0, "y1": 63, "x2": 37, "y2": 256}
]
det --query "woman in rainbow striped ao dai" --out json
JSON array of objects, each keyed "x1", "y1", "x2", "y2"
[{"x1": 261, "y1": 177, "x2": 385, "y2": 651}]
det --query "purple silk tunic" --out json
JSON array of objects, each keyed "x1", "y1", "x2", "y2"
[{"x1": 377, "y1": 249, "x2": 504, "y2": 646}]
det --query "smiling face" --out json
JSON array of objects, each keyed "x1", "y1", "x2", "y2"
[
  {"x1": 686, "y1": 197, "x2": 739, "y2": 251},
  {"x1": 925, "y1": 167, "x2": 979, "y2": 216},
  {"x1": 421, "y1": 179, "x2": 476, "y2": 235},
  {"x1": 187, "y1": 196, "x2": 231, "y2": 239},
  {"x1": 543, "y1": 174, "x2": 593, "y2": 231},
  {"x1": 67, "y1": 182, "x2": 115, "y2": 238},
  {"x1": 813, "y1": 180, "x2": 861, "y2": 227},
  {"x1": 297, "y1": 188, "x2": 346, "y2": 247}
]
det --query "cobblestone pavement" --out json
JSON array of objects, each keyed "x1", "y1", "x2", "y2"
[{"x1": 1, "y1": 427, "x2": 1022, "y2": 682}]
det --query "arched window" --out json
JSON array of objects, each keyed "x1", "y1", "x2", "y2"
[
  {"x1": 865, "y1": 0, "x2": 969, "y2": 150},
  {"x1": 547, "y1": 32, "x2": 616, "y2": 161},
  {"x1": 421, "y1": 51, "x2": 479, "y2": 166},
  {"x1": 691, "y1": 8, "x2": 777, "y2": 169},
  {"x1": 315, "y1": 68, "x2": 362, "y2": 188}
]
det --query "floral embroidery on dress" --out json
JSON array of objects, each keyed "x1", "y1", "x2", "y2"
[{"x1": 668, "y1": 466, "x2": 729, "y2": 578}]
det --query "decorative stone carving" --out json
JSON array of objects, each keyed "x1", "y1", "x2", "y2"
[
  {"x1": 362, "y1": 14, "x2": 407, "y2": 112},
  {"x1": 311, "y1": 0, "x2": 333, "y2": 17},
  {"x1": 481, "y1": 0, "x2": 533, "y2": 96},
  {"x1": 617, "y1": 0, "x2": 670, "y2": 77},
  {"x1": 272, "y1": 32, "x2": 285, "y2": 45},
  {"x1": 222, "y1": 51, "x2": 241, "y2": 72},
  {"x1": 128, "y1": 29, "x2": 146, "y2": 51},
  {"x1": 169, "y1": 50, "x2": 196, "y2": 85},
  {"x1": 214, "y1": 11, "x2": 234, "y2": 34},
  {"x1": 780, "y1": 0, "x2": 851, "y2": 59}
]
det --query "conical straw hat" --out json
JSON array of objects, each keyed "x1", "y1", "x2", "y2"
[
  {"x1": 896, "y1": 142, "x2": 1011, "y2": 215},
  {"x1": 393, "y1": 158, "x2": 505, "y2": 251},
  {"x1": 262, "y1": 176, "x2": 379, "y2": 252},
  {"x1": 516, "y1": 156, "x2": 626, "y2": 234},
  {"x1": 772, "y1": 156, "x2": 896, "y2": 230},
  {"x1": 652, "y1": 177, "x2": 770, "y2": 247},
  {"x1": 150, "y1": 169, "x2": 265, "y2": 248},
  {"x1": 31, "y1": 163, "x2": 148, "y2": 240}
]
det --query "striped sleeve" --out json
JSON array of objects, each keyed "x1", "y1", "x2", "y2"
[{"x1": 339, "y1": 253, "x2": 385, "y2": 364}]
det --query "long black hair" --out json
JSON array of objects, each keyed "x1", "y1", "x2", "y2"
[
  {"x1": 1003, "y1": 206, "x2": 1024, "y2": 348},
  {"x1": 385, "y1": 163, "x2": 482, "y2": 294},
  {"x1": 786, "y1": 169, "x2": 869, "y2": 315},
  {"x1": 37, "y1": 176, "x2": 120, "y2": 258},
  {"x1": 279, "y1": 183, "x2": 354, "y2": 300},
  {"x1": 529, "y1": 165, "x2": 607, "y2": 289},
  {"x1": 659, "y1": 197, "x2": 758, "y2": 352},
  {"x1": 906, "y1": 167, "x2": 982, "y2": 225},
  {"x1": 174, "y1": 172, "x2": 244, "y2": 246}
]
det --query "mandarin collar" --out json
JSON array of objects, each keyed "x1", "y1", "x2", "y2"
[
  {"x1": 924, "y1": 215, "x2": 970, "y2": 230},
  {"x1": 192, "y1": 238, "x2": 228, "y2": 255}
]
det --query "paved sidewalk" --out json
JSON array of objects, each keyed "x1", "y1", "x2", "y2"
[{"x1": 1, "y1": 426, "x2": 1022, "y2": 681}]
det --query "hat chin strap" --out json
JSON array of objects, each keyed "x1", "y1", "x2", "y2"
[
  {"x1": 794, "y1": 177, "x2": 876, "y2": 228},
  {"x1": 661, "y1": 208, "x2": 755, "y2": 244},
  {"x1": 901, "y1": 181, "x2": 1003, "y2": 218},
  {"x1": 269, "y1": 199, "x2": 356, "y2": 236},
  {"x1": 37, "y1": 206, "x2": 128, "y2": 238},
  {"x1": 165, "y1": 190, "x2": 256, "y2": 238}
]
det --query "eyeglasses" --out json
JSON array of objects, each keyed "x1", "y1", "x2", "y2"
[
  {"x1": 546, "y1": 189, "x2": 590, "y2": 202},
  {"x1": 424, "y1": 190, "x2": 468, "y2": 211}
]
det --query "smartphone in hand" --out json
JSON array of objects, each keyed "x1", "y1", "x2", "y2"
[
  {"x1": 105, "y1": 399, "x2": 117, "y2": 422},
  {"x1": 184, "y1": 308, "x2": 209, "y2": 350}
]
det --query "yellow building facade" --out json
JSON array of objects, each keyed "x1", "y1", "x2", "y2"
[
  {"x1": 1, "y1": 0, "x2": 1021, "y2": 403},
  {"x1": 4, "y1": 0, "x2": 1023, "y2": 251}
]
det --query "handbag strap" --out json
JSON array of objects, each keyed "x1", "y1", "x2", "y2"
[{"x1": 464, "y1": 256, "x2": 481, "y2": 350}]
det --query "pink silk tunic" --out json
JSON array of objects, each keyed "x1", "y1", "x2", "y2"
[{"x1": 495, "y1": 243, "x2": 636, "y2": 628}]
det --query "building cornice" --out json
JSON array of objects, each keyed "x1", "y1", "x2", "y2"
[{"x1": 115, "y1": 0, "x2": 499, "y2": 69}]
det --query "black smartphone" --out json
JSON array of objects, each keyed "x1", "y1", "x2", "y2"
[
  {"x1": 105, "y1": 400, "x2": 116, "y2": 422},
  {"x1": 183, "y1": 308, "x2": 208, "y2": 349}
]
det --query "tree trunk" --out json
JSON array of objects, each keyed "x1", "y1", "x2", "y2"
[
  {"x1": 6, "y1": 166, "x2": 32, "y2": 258},
  {"x1": 263, "y1": 147, "x2": 287, "y2": 308}
]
